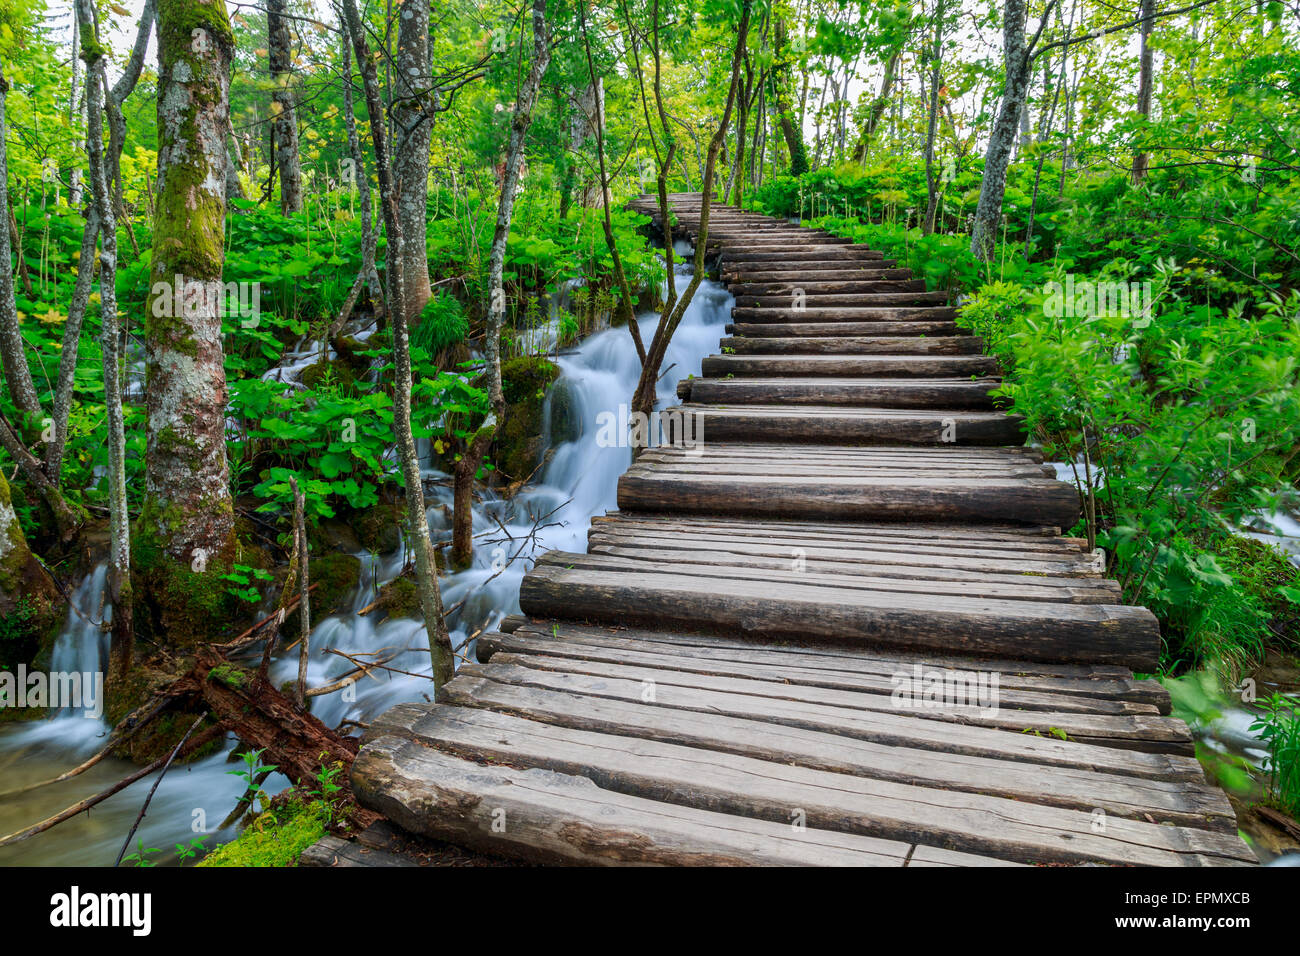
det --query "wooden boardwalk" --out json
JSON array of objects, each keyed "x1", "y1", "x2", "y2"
[{"x1": 347, "y1": 195, "x2": 1254, "y2": 867}]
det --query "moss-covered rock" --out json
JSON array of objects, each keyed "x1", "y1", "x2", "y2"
[
  {"x1": 0, "y1": 471, "x2": 64, "y2": 678},
  {"x1": 300, "y1": 358, "x2": 357, "y2": 393},
  {"x1": 495, "y1": 355, "x2": 560, "y2": 482},
  {"x1": 352, "y1": 499, "x2": 404, "y2": 554},
  {"x1": 545, "y1": 376, "x2": 582, "y2": 446},
  {"x1": 375, "y1": 575, "x2": 421, "y2": 620},
  {"x1": 284, "y1": 551, "x2": 362, "y2": 633}
]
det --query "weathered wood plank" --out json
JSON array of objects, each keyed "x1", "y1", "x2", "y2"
[
  {"x1": 441, "y1": 669, "x2": 1232, "y2": 828},
  {"x1": 519, "y1": 563, "x2": 1160, "y2": 669},
  {"x1": 367, "y1": 705, "x2": 1253, "y2": 866},
  {"x1": 701, "y1": 353, "x2": 998, "y2": 377},
  {"x1": 616, "y1": 470, "x2": 1082, "y2": 529},
  {"x1": 354, "y1": 733, "x2": 919, "y2": 866}
]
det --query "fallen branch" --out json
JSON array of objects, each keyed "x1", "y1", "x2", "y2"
[{"x1": 113, "y1": 713, "x2": 207, "y2": 866}]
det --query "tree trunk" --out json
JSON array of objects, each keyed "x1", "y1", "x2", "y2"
[
  {"x1": 394, "y1": 0, "x2": 433, "y2": 321},
  {"x1": 0, "y1": 71, "x2": 40, "y2": 422},
  {"x1": 569, "y1": 76, "x2": 605, "y2": 207},
  {"x1": 451, "y1": 0, "x2": 552, "y2": 569},
  {"x1": 268, "y1": 0, "x2": 304, "y2": 214},
  {"x1": 631, "y1": 1, "x2": 753, "y2": 422},
  {"x1": 772, "y1": 17, "x2": 808, "y2": 176},
  {"x1": 970, "y1": 0, "x2": 1032, "y2": 261},
  {"x1": 923, "y1": 0, "x2": 947, "y2": 235},
  {"x1": 1130, "y1": 0, "x2": 1156, "y2": 183},
  {"x1": 78, "y1": 0, "x2": 134, "y2": 684},
  {"x1": 341, "y1": 0, "x2": 455, "y2": 689},
  {"x1": 140, "y1": 0, "x2": 237, "y2": 572}
]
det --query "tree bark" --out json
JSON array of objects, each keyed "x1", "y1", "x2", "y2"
[
  {"x1": 140, "y1": 0, "x2": 237, "y2": 568},
  {"x1": 0, "y1": 69, "x2": 40, "y2": 421},
  {"x1": 394, "y1": 0, "x2": 433, "y2": 320},
  {"x1": 970, "y1": 0, "x2": 1037, "y2": 261},
  {"x1": 268, "y1": 0, "x2": 304, "y2": 214},
  {"x1": 923, "y1": 0, "x2": 947, "y2": 235},
  {"x1": 772, "y1": 17, "x2": 808, "y2": 177},
  {"x1": 1130, "y1": 0, "x2": 1156, "y2": 183}
]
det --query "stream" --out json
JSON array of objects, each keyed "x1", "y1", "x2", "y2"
[{"x1": 0, "y1": 262, "x2": 732, "y2": 865}]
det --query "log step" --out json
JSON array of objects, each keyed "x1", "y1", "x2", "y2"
[
  {"x1": 680, "y1": 403, "x2": 1024, "y2": 446},
  {"x1": 701, "y1": 353, "x2": 999, "y2": 378},
  {"x1": 679, "y1": 376, "x2": 999, "y2": 408},
  {"x1": 518, "y1": 556, "x2": 1158, "y2": 670},
  {"x1": 730, "y1": 306, "x2": 958, "y2": 322},
  {"x1": 730, "y1": 279, "x2": 928, "y2": 295},
  {"x1": 725, "y1": 321, "x2": 962, "y2": 337},
  {"x1": 722, "y1": 265, "x2": 910, "y2": 280},
  {"x1": 358, "y1": 701, "x2": 1248, "y2": 865},
  {"x1": 616, "y1": 456, "x2": 1080, "y2": 528},
  {"x1": 720, "y1": 335, "x2": 984, "y2": 355},
  {"x1": 735, "y1": 291, "x2": 952, "y2": 308}
]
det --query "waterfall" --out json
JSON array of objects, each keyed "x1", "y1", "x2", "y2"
[{"x1": 0, "y1": 264, "x2": 732, "y2": 864}]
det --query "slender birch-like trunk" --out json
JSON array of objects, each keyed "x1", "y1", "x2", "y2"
[{"x1": 340, "y1": 0, "x2": 455, "y2": 688}]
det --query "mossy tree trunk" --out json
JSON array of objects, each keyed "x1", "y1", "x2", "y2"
[
  {"x1": 0, "y1": 470, "x2": 61, "y2": 660},
  {"x1": 139, "y1": 0, "x2": 238, "y2": 608},
  {"x1": 268, "y1": 0, "x2": 304, "y2": 214}
]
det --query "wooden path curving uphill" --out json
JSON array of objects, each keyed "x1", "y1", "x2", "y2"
[{"x1": 346, "y1": 194, "x2": 1254, "y2": 867}]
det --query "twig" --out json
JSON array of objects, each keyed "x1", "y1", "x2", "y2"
[{"x1": 113, "y1": 713, "x2": 208, "y2": 866}]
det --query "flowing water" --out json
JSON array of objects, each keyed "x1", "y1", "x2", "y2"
[{"x1": 0, "y1": 264, "x2": 732, "y2": 865}]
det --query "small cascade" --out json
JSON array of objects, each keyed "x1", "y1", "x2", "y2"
[{"x1": 0, "y1": 262, "x2": 732, "y2": 863}]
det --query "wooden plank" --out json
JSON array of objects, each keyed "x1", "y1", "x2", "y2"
[
  {"x1": 519, "y1": 563, "x2": 1160, "y2": 669},
  {"x1": 616, "y1": 470, "x2": 1083, "y2": 529},
  {"x1": 485, "y1": 627, "x2": 1170, "y2": 713},
  {"x1": 730, "y1": 306, "x2": 956, "y2": 321},
  {"x1": 537, "y1": 549, "x2": 1117, "y2": 604},
  {"x1": 735, "y1": 291, "x2": 951, "y2": 308},
  {"x1": 720, "y1": 335, "x2": 984, "y2": 355},
  {"x1": 441, "y1": 669, "x2": 1231, "y2": 828},
  {"x1": 678, "y1": 404, "x2": 1026, "y2": 446},
  {"x1": 354, "y1": 732, "x2": 917, "y2": 866},
  {"x1": 701, "y1": 353, "x2": 998, "y2": 377},
  {"x1": 367, "y1": 704, "x2": 1253, "y2": 866},
  {"x1": 501, "y1": 620, "x2": 1173, "y2": 711}
]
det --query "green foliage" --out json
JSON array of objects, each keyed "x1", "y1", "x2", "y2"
[
  {"x1": 1252, "y1": 694, "x2": 1300, "y2": 818},
  {"x1": 414, "y1": 293, "x2": 470, "y2": 355}
]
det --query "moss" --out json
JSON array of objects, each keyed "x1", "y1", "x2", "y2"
[
  {"x1": 300, "y1": 358, "x2": 357, "y2": 394},
  {"x1": 199, "y1": 797, "x2": 330, "y2": 867},
  {"x1": 0, "y1": 473, "x2": 63, "y2": 669},
  {"x1": 284, "y1": 552, "x2": 361, "y2": 633},
  {"x1": 376, "y1": 575, "x2": 421, "y2": 619},
  {"x1": 495, "y1": 356, "x2": 560, "y2": 481},
  {"x1": 352, "y1": 499, "x2": 404, "y2": 554},
  {"x1": 130, "y1": 514, "x2": 264, "y2": 650}
]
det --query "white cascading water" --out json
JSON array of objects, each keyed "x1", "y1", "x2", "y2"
[{"x1": 0, "y1": 261, "x2": 730, "y2": 865}]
